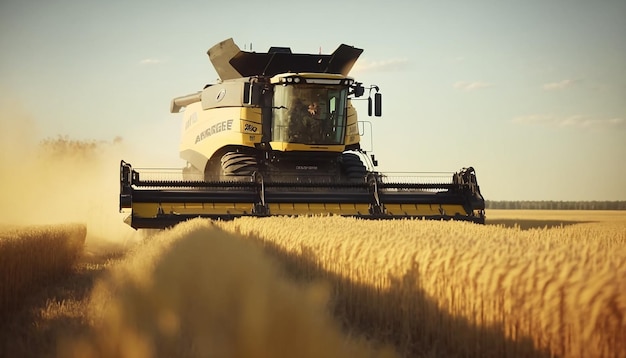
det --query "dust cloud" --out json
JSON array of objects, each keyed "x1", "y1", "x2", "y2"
[{"x1": 0, "y1": 99, "x2": 140, "y2": 253}]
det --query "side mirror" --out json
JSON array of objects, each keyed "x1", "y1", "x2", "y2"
[
  {"x1": 374, "y1": 92, "x2": 382, "y2": 117},
  {"x1": 368, "y1": 93, "x2": 382, "y2": 117}
]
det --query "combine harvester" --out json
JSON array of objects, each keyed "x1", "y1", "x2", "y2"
[{"x1": 120, "y1": 38, "x2": 485, "y2": 229}]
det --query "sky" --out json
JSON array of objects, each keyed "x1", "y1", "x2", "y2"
[{"x1": 1, "y1": 0, "x2": 625, "y2": 201}]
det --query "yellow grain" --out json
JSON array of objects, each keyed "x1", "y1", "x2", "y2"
[
  {"x1": 63, "y1": 219, "x2": 395, "y2": 358},
  {"x1": 216, "y1": 214, "x2": 626, "y2": 357},
  {"x1": 0, "y1": 224, "x2": 86, "y2": 316}
]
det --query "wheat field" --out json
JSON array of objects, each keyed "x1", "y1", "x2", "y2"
[
  {"x1": 61, "y1": 219, "x2": 396, "y2": 358},
  {"x1": 0, "y1": 224, "x2": 86, "y2": 318},
  {"x1": 1, "y1": 203, "x2": 624, "y2": 357},
  {"x1": 213, "y1": 212, "x2": 626, "y2": 357}
]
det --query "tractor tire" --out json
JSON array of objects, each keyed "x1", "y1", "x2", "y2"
[
  {"x1": 341, "y1": 153, "x2": 367, "y2": 181},
  {"x1": 220, "y1": 152, "x2": 258, "y2": 178}
]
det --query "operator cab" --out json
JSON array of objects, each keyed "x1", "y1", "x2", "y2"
[{"x1": 270, "y1": 73, "x2": 351, "y2": 145}]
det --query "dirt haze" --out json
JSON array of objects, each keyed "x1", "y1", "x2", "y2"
[{"x1": 0, "y1": 99, "x2": 139, "y2": 253}]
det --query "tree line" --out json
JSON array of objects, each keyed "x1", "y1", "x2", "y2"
[{"x1": 485, "y1": 201, "x2": 626, "y2": 210}]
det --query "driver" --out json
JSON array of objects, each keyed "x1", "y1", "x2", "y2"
[
  {"x1": 308, "y1": 102, "x2": 319, "y2": 117},
  {"x1": 289, "y1": 98, "x2": 322, "y2": 142}
]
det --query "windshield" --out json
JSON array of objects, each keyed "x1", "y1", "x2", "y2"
[{"x1": 272, "y1": 85, "x2": 348, "y2": 145}]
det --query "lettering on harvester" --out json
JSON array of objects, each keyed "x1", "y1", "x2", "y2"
[{"x1": 195, "y1": 119, "x2": 234, "y2": 144}]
